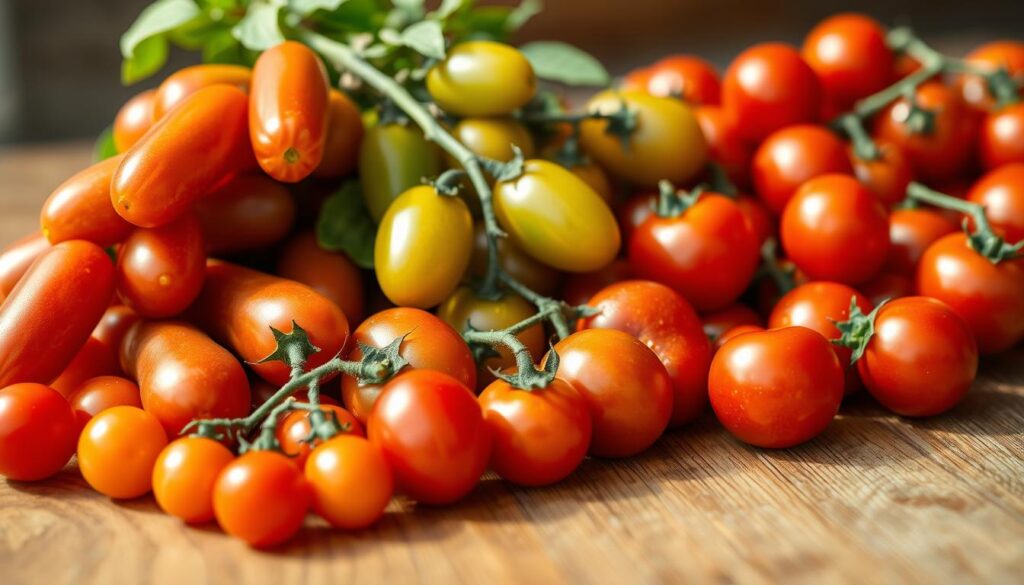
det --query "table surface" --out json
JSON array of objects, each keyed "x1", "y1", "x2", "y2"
[{"x1": 0, "y1": 144, "x2": 1022, "y2": 585}]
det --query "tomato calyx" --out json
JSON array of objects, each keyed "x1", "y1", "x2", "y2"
[
  {"x1": 256, "y1": 321, "x2": 321, "y2": 369},
  {"x1": 832, "y1": 298, "x2": 887, "y2": 365},
  {"x1": 430, "y1": 168, "x2": 466, "y2": 197},
  {"x1": 352, "y1": 335, "x2": 410, "y2": 385},
  {"x1": 654, "y1": 180, "x2": 704, "y2": 218},
  {"x1": 482, "y1": 145, "x2": 526, "y2": 183}
]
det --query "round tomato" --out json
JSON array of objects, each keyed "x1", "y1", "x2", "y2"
[
  {"x1": 850, "y1": 139, "x2": 914, "y2": 207},
  {"x1": 113, "y1": 89, "x2": 156, "y2": 153},
  {"x1": 967, "y1": 163, "x2": 1024, "y2": 243},
  {"x1": 305, "y1": 434, "x2": 393, "y2": 530},
  {"x1": 468, "y1": 223, "x2": 562, "y2": 296},
  {"x1": 0, "y1": 232, "x2": 49, "y2": 301},
  {"x1": 117, "y1": 213, "x2": 206, "y2": 318},
  {"x1": 276, "y1": 404, "x2": 364, "y2": 468},
  {"x1": 49, "y1": 336, "x2": 119, "y2": 398},
  {"x1": 213, "y1": 450, "x2": 311, "y2": 547},
  {"x1": 802, "y1": 13, "x2": 894, "y2": 114},
  {"x1": 702, "y1": 303, "x2": 762, "y2": 345},
  {"x1": 315, "y1": 89, "x2": 364, "y2": 178},
  {"x1": 68, "y1": 375, "x2": 141, "y2": 429},
  {"x1": 195, "y1": 174, "x2": 296, "y2": 255},
  {"x1": 359, "y1": 122, "x2": 443, "y2": 222},
  {"x1": 752, "y1": 124, "x2": 853, "y2": 215},
  {"x1": 41, "y1": 154, "x2": 132, "y2": 246},
  {"x1": 0, "y1": 383, "x2": 77, "y2": 481},
  {"x1": 694, "y1": 105, "x2": 752, "y2": 188},
  {"x1": 560, "y1": 259, "x2": 632, "y2": 306},
  {"x1": 957, "y1": 41, "x2": 1024, "y2": 110},
  {"x1": 277, "y1": 231, "x2": 365, "y2": 325},
  {"x1": 980, "y1": 103, "x2": 1024, "y2": 169},
  {"x1": 153, "y1": 64, "x2": 252, "y2": 119},
  {"x1": 152, "y1": 436, "x2": 234, "y2": 523},
  {"x1": 427, "y1": 41, "x2": 535, "y2": 117},
  {"x1": 715, "y1": 324, "x2": 765, "y2": 349},
  {"x1": 885, "y1": 207, "x2": 959, "y2": 274},
  {"x1": 78, "y1": 405, "x2": 167, "y2": 498},
  {"x1": 643, "y1": 55, "x2": 721, "y2": 104},
  {"x1": 616, "y1": 192, "x2": 656, "y2": 245}
]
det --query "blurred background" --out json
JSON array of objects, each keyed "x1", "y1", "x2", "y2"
[{"x1": 0, "y1": 0, "x2": 1022, "y2": 145}]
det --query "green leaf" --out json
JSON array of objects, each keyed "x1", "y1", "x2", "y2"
[
  {"x1": 94, "y1": 127, "x2": 118, "y2": 162},
  {"x1": 399, "y1": 19, "x2": 446, "y2": 60},
  {"x1": 506, "y1": 0, "x2": 542, "y2": 31},
  {"x1": 233, "y1": 2, "x2": 285, "y2": 51},
  {"x1": 202, "y1": 28, "x2": 251, "y2": 65},
  {"x1": 518, "y1": 41, "x2": 610, "y2": 87},
  {"x1": 316, "y1": 181, "x2": 377, "y2": 269},
  {"x1": 432, "y1": 0, "x2": 471, "y2": 19},
  {"x1": 289, "y1": 0, "x2": 349, "y2": 16},
  {"x1": 121, "y1": 0, "x2": 201, "y2": 59},
  {"x1": 122, "y1": 35, "x2": 170, "y2": 85}
]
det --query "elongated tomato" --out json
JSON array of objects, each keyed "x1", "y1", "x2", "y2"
[
  {"x1": 194, "y1": 174, "x2": 296, "y2": 254},
  {"x1": 116, "y1": 213, "x2": 206, "y2": 318},
  {"x1": 153, "y1": 64, "x2": 252, "y2": 119},
  {"x1": 113, "y1": 90, "x2": 156, "y2": 152},
  {"x1": 315, "y1": 89, "x2": 364, "y2": 178},
  {"x1": 41, "y1": 154, "x2": 133, "y2": 246},
  {"x1": 0, "y1": 232, "x2": 49, "y2": 301}
]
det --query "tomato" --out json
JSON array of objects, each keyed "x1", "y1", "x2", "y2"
[
  {"x1": 152, "y1": 436, "x2": 234, "y2": 524},
  {"x1": 622, "y1": 66, "x2": 653, "y2": 92},
  {"x1": 448, "y1": 118, "x2": 536, "y2": 166},
  {"x1": 917, "y1": 232, "x2": 1024, "y2": 354},
  {"x1": 580, "y1": 280, "x2": 712, "y2": 427},
  {"x1": 276, "y1": 404, "x2": 364, "y2": 468},
  {"x1": 736, "y1": 194, "x2": 776, "y2": 244},
  {"x1": 0, "y1": 383, "x2": 77, "y2": 481},
  {"x1": 195, "y1": 174, "x2": 296, "y2": 255},
  {"x1": 112, "y1": 89, "x2": 156, "y2": 153},
  {"x1": 802, "y1": 13, "x2": 894, "y2": 114},
  {"x1": 342, "y1": 308, "x2": 476, "y2": 423},
  {"x1": 116, "y1": 213, "x2": 206, "y2": 318},
  {"x1": 560, "y1": 259, "x2": 632, "y2": 306},
  {"x1": 722, "y1": 43, "x2": 822, "y2": 143},
  {"x1": 478, "y1": 376, "x2": 591, "y2": 485},
  {"x1": 190, "y1": 260, "x2": 350, "y2": 386},
  {"x1": 494, "y1": 159, "x2": 620, "y2": 272},
  {"x1": 315, "y1": 89, "x2": 364, "y2": 178},
  {"x1": 277, "y1": 231, "x2": 365, "y2": 325},
  {"x1": 702, "y1": 303, "x2": 762, "y2": 345},
  {"x1": 629, "y1": 193, "x2": 760, "y2": 311},
  {"x1": 112, "y1": 85, "x2": 252, "y2": 228},
  {"x1": 305, "y1": 435, "x2": 393, "y2": 530},
  {"x1": 873, "y1": 81, "x2": 978, "y2": 185},
  {"x1": 642, "y1": 55, "x2": 721, "y2": 104},
  {"x1": 781, "y1": 174, "x2": 890, "y2": 285},
  {"x1": 616, "y1": 193, "x2": 656, "y2": 245},
  {"x1": 957, "y1": 41, "x2": 1024, "y2": 110},
  {"x1": 580, "y1": 89, "x2": 708, "y2": 187},
  {"x1": 78, "y1": 405, "x2": 167, "y2": 498},
  {"x1": 67, "y1": 375, "x2": 141, "y2": 429},
  {"x1": 716, "y1": 324, "x2": 765, "y2": 349},
  {"x1": 885, "y1": 208, "x2": 959, "y2": 274},
  {"x1": 153, "y1": 64, "x2": 252, "y2": 119},
  {"x1": 0, "y1": 232, "x2": 49, "y2": 301},
  {"x1": 359, "y1": 122, "x2": 443, "y2": 222},
  {"x1": 860, "y1": 271, "x2": 915, "y2": 306},
  {"x1": 213, "y1": 450, "x2": 311, "y2": 547},
  {"x1": 752, "y1": 125, "x2": 853, "y2": 215},
  {"x1": 92, "y1": 305, "x2": 140, "y2": 355},
  {"x1": 694, "y1": 105, "x2": 752, "y2": 188},
  {"x1": 121, "y1": 321, "x2": 250, "y2": 436},
  {"x1": 850, "y1": 139, "x2": 914, "y2": 207},
  {"x1": 368, "y1": 370, "x2": 490, "y2": 505},
  {"x1": 375, "y1": 185, "x2": 473, "y2": 308},
  {"x1": 40, "y1": 154, "x2": 133, "y2": 246},
  {"x1": 50, "y1": 337, "x2": 120, "y2": 398},
  {"x1": 468, "y1": 223, "x2": 562, "y2": 296},
  {"x1": 567, "y1": 160, "x2": 614, "y2": 203},
  {"x1": 980, "y1": 103, "x2": 1024, "y2": 170},
  {"x1": 0, "y1": 241, "x2": 114, "y2": 387},
  {"x1": 427, "y1": 41, "x2": 535, "y2": 117},
  {"x1": 967, "y1": 163, "x2": 1024, "y2": 243}
]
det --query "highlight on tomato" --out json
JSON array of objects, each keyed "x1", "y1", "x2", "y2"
[
  {"x1": 427, "y1": 40, "x2": 536, "y2": 117},
  {"x1": 752, "y1": 124, "x2": 853, "y2": 215},
  {"x1": 78, "y1": 405, "x2": 168, "y2": 499},
  {"x1": 359, "y1": 121, "x2": 444, "y2": 222},
  {"x1": 0, "y1": 383, "x2": 78, "y2": 481},
  {"x1": 801, "y1": 13, "x2": 894, "y2": 115},
  {"x1": 213, "y1": 450, "x2": 311, "y2": 547},
  {"x1": 305, "y1": 434, "x2": 393, "y2": 530},
  {"x1": 41, "y1": 155, "x2": 133, "y2": 247},
  {"x1": 152, "y1": 436, "x2": 235, "y2": 524}
]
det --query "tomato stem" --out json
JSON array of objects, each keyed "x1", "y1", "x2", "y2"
[
  {"x1": 757, "y1": 238, "x2": 796, "y2": 295},
  {"x1": 906, "y1": 181, "x2": 1023, "y2": 263}
]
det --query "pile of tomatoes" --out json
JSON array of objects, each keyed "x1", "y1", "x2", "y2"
[{"x1": 1, "y1": 11, "x2": 1023, "y2": 548}]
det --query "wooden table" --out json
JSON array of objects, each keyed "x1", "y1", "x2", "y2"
[{"x1": 0, "y1": 144, "x2": 1022, "y2": 585}]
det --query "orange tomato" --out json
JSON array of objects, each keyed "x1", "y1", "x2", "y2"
[
  {"x1": 276, "y1": 231, "x2": 365, "y2": 326},
  {"x1": 153, "y1": 64, "x2": 252, "y2": 119},
  {"x1": 41, "y1": 155, "x2": 134, "y2": 246},
  {"x1": 315, "y1": 90, "x2": 364, "y2": 178},
  {"x1": 112, "y1": 90, "x2": 156, "y2": 152}
]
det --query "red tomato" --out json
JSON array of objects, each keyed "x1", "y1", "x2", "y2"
[
  {"x1": 305, "y1": 435, "x2": 393, "y2": 530},
  {"x1": 0, "y1": 232, "x2": 49, "y2": 301},
  {"x1": 850, "y1": 140, "x2": 914, "y2": 207},
  {"x1": 722, "y1": 43, "x2": 822, "y2": 143},
  {"x1": 153, "y1": 436, "x2": 235, "y2": 524},
  {"x1": 277, "y1": 231, "x2": 365, "y2": 325},
  {"x1": 737, "y1": 194, "x2": 776, "y2": 244},
  {"x1": 117, "y1": 213, "x2": 206, "y2": 318},
  {"x1": 368, "y1": 370, "x2": 490, "y2": 505},
  {"x1": 314, "y1": 89, "x2": 364, "y2": 178},
  {"x1": 92, "y1": 305, "x2": 140, "y2": 355},
  {"x1": 885, "y1": 208, "x2": 959, "y2": 274},
  {"x1": 643, "y1": 55, "x2": 721, "y2": 104},
  {"x1": 560, "y1": 258, "x2": 633, "y2": 307},
  {"x1": 579, "y1": 280, "x2": 712, "y2": 427},
  {"x1": 195, "y1": 174, "x2": 296, "y2": 255},
  {"x1": 50, "y1": 336, "x2": 120, "y2": 398},
  {"x1": 967, "y1": 163, "x2": 1024, "y2": 243},
  {"x1": 860, "y1": 271, "x2": 915, "y2": 306},
  {"x1": 802, "y1": 13, "x2": 894, "y2": 114},
  {"x1": 709, "y1": 327, "x2": 843, "y2": 448},
  {"x1": 622, "y1": 67, "x2": 654, "y2": 92},
  {"x1": 78, "y1": 405, "x2": 168, "y2": 499},
  {"x1": 694, "y1": 106, "x2": 753, "y2": 188},
  {"x1": 213, "y1": 450, "x2": 311, "y2": 547},
  {"x1": 702, "y1": 303, "x2": 762, "y2": 345},
  {"x1": 0, "y1": 383, "x2": 77, "y2": 481},
  {"x1": 980, "y1": 103, "x2": 1024, "y2": 169},
  {"x1": 68, "y1": 375, "x2": 141, "y2": 429},
  {"x1": 616, "y1": 193, "x2": 656, "y2": 245},
  {"x1": 752, "y1": 124, "x2": 853, "y2": 215},
  {"x1": 276, "y1": 404, "x2": 364, "y2": 468},
  {"x1": 41, "y1": 155, "x2": 134, "y2": 246},
  {"x1": 0, "y1": 241, "x2": 114, "y2": 387},
  {"x1": 957, "y1": 41, "x2": 1024, "y2": 110},
  {"x1": 113, "y1": 89, "x2": 156, "y2": 152},
  {"x1": 716, "y1": 324, "x2": 765, "y2": 349},
  {"x1": 781, "y1": 174, "x2": 890, "y2": 285},
  {"x1": 153, "y1": 64, "x2": 252, "y2": 119}
]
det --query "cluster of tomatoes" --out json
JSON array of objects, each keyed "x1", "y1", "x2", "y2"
[{"x1": 1, "y1": 12, "x2": 1023, "y2": 548}]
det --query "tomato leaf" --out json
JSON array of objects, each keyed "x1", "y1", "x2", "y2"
[
  {"x1": 202, "y1": 28, "x2": 254, "y2": 65},
  {"x1": 94, "y1": 127, "x2": 118, "y2": 162},
  {"x1": 233, "y1": 1, "x2": 285, "y2": 51},
  {"x1": 289, "y1": 0, "x2": 349, "y2": 17},
  {"x1": 399, "y1": 20, "x2": 446, "y2": 60},
  {"x1": 519, "y1": 41, "x2": 610, "y2": 87},
  {"x1": 506, "y1": 0, "x2": 542, "y2": 31},
  {"x1": 432, "y1": 0, "x2": 470, "y2": 19},
  {"x1": 120, "y1": 0, "x2": 201, "y2": 83},
  {"x1": 122, "y1": 35, "x2": 170, "y2": 85},
  {"x1": 316, "y1": 181, "x2": 377, "y2": 269}
]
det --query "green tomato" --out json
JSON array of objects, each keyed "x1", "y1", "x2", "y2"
[
  {"x1": 427, "y1": 41, "x2": 536, "y2": 117},
  {"x1": 359, "y1": 122, "x2": 442, "y2": 222}
]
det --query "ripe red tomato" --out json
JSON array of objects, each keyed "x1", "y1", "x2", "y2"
[
  {"x1": 850, "y1": 139, "x2": 914, "y2": 206},
  {"x1": 694, "y1": 106, "x2": 753, "y2": 188},
  {"x1": 152, "y1": 436, "x2": 235, "y2": 524},
  {"x1": 579, "y1": 280, "x2": 712, "y2": 427},
  {"x1": 736, "y1": 194, "x2": 776, "y2": 244},
  {"x1": 314, "y1": 89, "x2": 364, "y2": 179},
  {"x1": 305, "y1": 434, "x2": 393, "y2": 530},
  {"x1": 702, "y1": 303, "x2": 762, "y2": 346},
  {"x1": 0, "y1": 232, "x2": 49, "y2": 301},
  {"x1": 153, "y1": 64, "x2": 252, "y2": 119},
  {"x1": 560, "y1": 259, "x2": 632, "y2": 307},
  {"x1": 113, "y1": 89, "x2": 156, "y2": 153},
  {"x1": 752, "y1": 124, "x2": 853, "y2": 215},
  {"x1": 722, "y1": 43, "x2": 822, "y2": 143},
  {"x1": 967, "y1": 163, "x2": 1024, "y2": 243},
  {"x1": 0, "y1": 383, "x2": 77, "y2": 481},
  {"x1": 117, "y1": 213, "x2": 206, "y2": 318},
  {"x1": 709, "y1": 327, "x2": 843, "y2": 448},
  {"x1": 368, "y1": 370, "x2": 490, "y2": 505},
  {"x1": 92, "y1": 305, "x2": 140, "y2": 355},
  {"x1": 276, "y1": 404, "x2": 364, "y2": 468},
  {"x1": 214, "y1": 450, "x2": 311, "y2": 547},
  {"x1": 41, "y1": 154, "x2": 133, "y2": 246},
  {"x1": 957, "y1": 41, "x2": 1024, "y2": 110},
  {"x1": 781, "y1": 174, "x2": 890, "y2": 285},
  {"x1": 616, "y1": 193, "x2": 656, "y2": 245},
  {"x1": 67, "y1": 375, "x2": 141, "y2": 429},
  {"x1": 716, "y1": 324, "x2": 765, "y2": 349},
  {"x1": 860, "y1": 271, "x2": 915, "y2": 306},
  {"x1": 78, "y1": 405, "x2": 168, "y2": 498},
  {"x1": 50, "y1": 336, "x2": 120, "y2": 398},
  {"x1": 885, "y1": 208, "x2": 959, "y2": 274},
  {"x1": 195, "y1": 174, "x2": 296, "y2": 255},
  {"x1": 277, "y1": 231, "x2": 365, "y2": 326},
  {"x1": 642, "y1": 55, "x2": 721, "y2": 104},
  {"x1": 802, "y1": 13, "x2": 894, "y2": 114},
  {"x1": 980, "y1": 103, "x2": 1024, "y2": 169}
]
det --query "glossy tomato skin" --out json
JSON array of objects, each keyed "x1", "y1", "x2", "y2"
[
  {"x1": 616, "y1": 193, "x2": 656, "y2": 247},
  {"x1": 0, "y1": 232, "x2": 49, "y2": 301},
  {"x1": 375, "y1": 185, "x2": 473, "y2": 308},
  {"x1": 579, "y1": 280, "x2": 712, "y2": 427},
  {"x1": 850, "y1": 140, "x2": 914, "y2": 207},
  {"x1": 112, "y1": 85, "x2": 252, "y2": 228},
  {"x1": 41, "y1": 154, "x2": 133, "y2": 246},
  {"x1": 885, "y1": 208, "x2": 959, "y2": 274},
  {"x1": 967, "y1": 163, "x2": 1024, "y2": 243},
  {"x1": 709, "y1": 327, "x2": 843, "y2": 448},
  {"x1": 359, "y1": 122, "x2": 443, "y2": 222},
  {"x1": 277, "y1": 231, "x2": 365, "y2": 325},
  {"x1": 980, "y1": 103, "x2": 1024, "y2": 169},
  {"x1": 468, "y1": 223, "x2": 562, "y2": 296},
  {"x1": 120, "y1": 321, "x2": 250, "y2": 436},
  {"x1": 305, "y1": 435, "x2": 393, "y2": 530},
  {"x1": 195, "y1": 174, "x2": 296, "y2": 255},
  {"x1": 581, "y1": 89, "x2": 708, "y2": 187},
  {"x1": 857, "y1": 297, "x2": 978, "y2": 417},
  {"x1": 957, "y1": 41, "x2": 1024, "y2": 110},
  {"x1": 152, "y1": 436, "x2": 234, "y2": 524},
  {"x1": 449, "y1": 118, "x2": 536, "y2": 165},
  {"x1": 702, "y1": 303, "x2": 762, "y2": 345},
  {"x1": 0, "y1": 241, "x2": 114, "y2": 387},
  {"x1": 0, "y1": 383, "x2": 77, "y2": 481},
  {"x1": 68, "y1": 375, "x2": 141, "y2": 429},
  {"x1": 802, "y1": 13, "x2": 894, "y2": 114},
  {"x1": 694, "y1": 106, "x2": 753, "y2": 188},
  {"x1": 781, "y1": 174, "x2": 890, "y2": 285},
  {"x1": 153, "y1": 64, "x2": 252, "y2": 119},
  {"x1": 369, "y1": 370, "x2": 490, "y2": 505},
  {"x1": 113, "y1": 90, "x2": 156, "y2": 152},
  {"x1": 78, "y1": 406, "x2": 168, "y2": 499},
  {"x1": 917, "y1": 232, "x2": 1024, "y2": 354},
  {"x1": 276, "y1": 404, "x2": 364, "y2": 469},
  {"x1": 50, "y1": 336, "x2": 120, "y2": 398},
  {"x1": 116, "y1": 213, "x2": 206, "y2": 318},
  {"x1": 643, "y1": 55, "x2": 721, "y2": 104},
  {"x1": 427, "y1": 41, "x2": 535, "y2": 117},
  {"x1": 722, "y1": 43, "x2": 822, "y2": 143},
  {"x1": 213, "y1": 450, "x2": 311, "y2": 547},
  {"x1": 560, "y1": 258, "x2": 632, "y2": 306},
  {"x1": 92, "y1": 305, "x2": 140, "y2": 355},
  {"x1": 629, "y1": 194, "x2": 760, "y2": 311},
  {"x1": 716, "y1": 324, "x2": 765, "y2": 349},
  {"x1": 494, "y1": 159, "x2": 620, "y2": 272},
  {"x1": 315, "y1": 89, "x2": 364, "y2": 178},
  {"x1": 752, "y1": 125, "x2": 853, "y2": 215},
  {"x1": 342, "y1": 308, "x2": 476, "y2": 423}
]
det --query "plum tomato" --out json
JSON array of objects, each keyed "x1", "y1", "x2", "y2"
[
  {"x1": 41, "y1": 154, "x2": 134, "y2": 246},
  {"x1": 315, "y1": 89, "x2": 364, "y2": 179},
  {"x1": 426, "y1": 41, "x2": 535, "y2": 117},
  {"x1": 153, "y1": 64, "x2": 252, "y2": 119},
  {"x1": 112, "y1": 90, "x2": 156, "y2": 153},
  {"x1": 116, "y1": 213, "x2": 206, "y2": 318},
  {"x1": 195, "y1": 174, "x2": 296, "y2": 255},
  {"x1": 277, "y1": 231, "x2": 365, "y2": 326},
  {"x1": 0, "y1": 232, "x2": 49, "y2": 301},
  {"x1": 359, "y1": 122, "x2": 443, "y2": 223}
]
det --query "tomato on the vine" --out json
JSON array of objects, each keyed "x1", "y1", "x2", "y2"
[
  {"x1": 752, "y1": 124, "x2": 853, "y2": 215},
  {"x1": 214, "y1": 450, "x2": 311, "y2": 547},
  {"x1": 112, "y1": 89, "x2": 156, "y2": 153},
  {"x1": 41, "y1": 154, "x2": 133, "y2": 246},
  {"x1": 277, "y1": 231, "x2": 365, "y2": 325},
  {"x1": 979, "y1": 103, "x2": 1024, "y2": 170},
  {"x1": 802, "y1": 13, "x2": 894, "y2": 115},
  {"x1": 195, "y1": 174, "x2": 296, "y2": 255},
  {"x1": 78, "y1": 405, "x2": 168, "y2": 499},
  {"x1": 0, "y1": 383, "x2": 77, "y2": 481},
  {"x1": 967, "y1": 163, "x2": 1024, "y2": 243},
  {"x1": 957, "y1": 40, "x2": 1024, "y2": 110},
  {"x1": 116, "y1": 213, "x2": 206, "y2": 318},
  {"x1": 641, "y1": 55, "x2": 721, "y2": 105},
  {"x1": 885, "y1": 207, "x2": 959, "y2": 274},
  {"x1": 427, "y1": 41, "x2": 536, "y2": 117},
  {"x1": 849, "y1": 139, "x2": 914, "y2": 207},
  {"x1": 152, "y1": 436, "x2": 235, "y2": 524},
  {"x1": 305, "y1": 435, "x2": 393, "y2": 530},
  {"x1": 359, "y1": 122, "x2": 443, "y2": 223},
  {"x1": 276, "y1": 404, "x2": 364, "y2": 468}
]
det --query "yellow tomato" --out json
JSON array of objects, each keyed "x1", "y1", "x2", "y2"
[
  {"x1": 467, "y1": 223, "x2": 562, "y2": 296},
  {"x1": 359, "y1": 122, "x2": 443, "y2": 222},
  {"x1": 427, "y1": 41, "x2": 536, "y2": 117},
  {"x1": 446, "y1": 118, "x2": 536, "y2": 167}
]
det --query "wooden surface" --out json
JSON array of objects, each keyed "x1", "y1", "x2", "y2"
[{"x1": 1, "y1": 144, "x2": 1023, "y2": 585}]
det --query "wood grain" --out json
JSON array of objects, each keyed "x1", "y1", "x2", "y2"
[{"x1": 0, "y1": 144, "x2": 1022, "y2": 585}]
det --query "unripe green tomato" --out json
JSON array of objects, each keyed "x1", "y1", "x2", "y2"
[
  {"x1": 427, "y1": 41, "x2": 536, "y2": 117},
  {"x1": 493, "y1": 159, "x2": 620, "y2": 272},
  {"x1": 359, "y1": 122, "x2": 442, "y2": 222},
  {"x1": 445, "y1": 118, "x2": 536, "y2": 167},
  {"x1": 580, "y1": 89, "x2": 709, "y2": 187},
  {"x1": 375, "y1": 186, "x2": 474, "y2": 308}
]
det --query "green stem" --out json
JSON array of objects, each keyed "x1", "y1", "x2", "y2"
[
  {"x1": 498, "y1": 272, "x2": 575, "y2": 339},
  {"x1": 906, "y1": 181, "x2": 1023, "y2": 263},
  {"x1": 759, "y1": 238, "x2": 796, "y2": 295},
  {"x1": 836, "y1": 114, "x2": 881, "y2": 161}
]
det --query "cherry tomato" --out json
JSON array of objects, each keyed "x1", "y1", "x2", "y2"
[
  {"x1": 967, "y1": 163, "x2": 1024, "y2": 243},
  {"x1": 427, "y1": 41, "x2": 535, "y2": 117},
  {"x1": 213, "y1": 450, "x2": 311, "y2": 547},
  {"x1": 917, "y1": 232, "x2": 1024, "y2": 354},
  {"x1": 850, "y1": 139, "x2": 914, "y2": 206},
  {"x1": 722, "y1": 43, "x2": 822, "y2": 143},
  {"x1": 276, "y1": 404, "x2": 364, "y2": 468},
  {"x1": 980, "y1": 103, "x2": 1024, "y2": 170},
  {"x1": 277, "y1": 231, "x2": 365, "y2": 325},
  {"x1": 957, "y1": 41, "x2": 1024, "y2": 110},
  {"x1": 694, "y1": 105, "x2": 752, "y2": 188},
  {"x1": 342, "y1": 308, "x2": 476, "y2": 423},
  {"x1": 716, "y1": 324, "x2": 765, "y2": 349},
  {"x1": 112, "y1": 85, "x2": 252, "y2": 228},
  {"x1": 781, "y1": 174, "x2": 890, "y2": 285},
  {"x1": 78, "y1": 405, "x2": 167, "y2": 498},
  {"x1": 92, "y1": 305, "x2": 140, "y2": 355},
  {"x1": 359, "y1": 122, "x2": 443, "y2": 222},
  {"x1": 736, "y1": 194, "x2": 776, "y2": 244},
  {"x1": 494, "y1": 159, "x2": 620, "y2": 272},
  {"x1": 117, "y1": 213, "x2": 206, "y2": 318},
  {"x1": 752, "y1": 124, "x2": 853, "y2": 215},
  {"x1": 0, "y1": 232, "x2": 49, "y2": 301},
  {"x1": 67, "y1": 375, "x2": 141, "y2": 429},
  {"x1": 580, "y1": 89, "x2": 708, "y2": 187},
  {"x1": 642, "y1": 55, "x2": 721, "y2": 104},
  {"x1": 709, "y1": 327, "x2": 843, "y2": 448},
  {"x1": 315, "y1": 89, "x2": 364, "y2": 178},
  {"x1": 112, "y1": 89, "x2": 156, "y2": 153},
  {"x1": 0, "y1": 241, "x2": 114, "y2": 387},
  {"x1": 885, "y1": 207, "x2": 959, "y2": 274},
  {"x1": 802, "y1": 13, "x2": 894, "y2": 114},
  {"x1": 0, "y1": 383, "x2": 77, "y2": 481},
  {"x1": 629, "y1": 193, "x2": 760, "y2": 311},
  {"x1": 195, "y1": 174, "x2": 296, "y2": 255},
  {"x1": 468, "y1": 223, "x2": 563, "y2": 297},
  {"x1": 580, "y1": 280, "x2": 712, "y2": 427},
  {"x1": 860, "y1": 271, "x2": 915, "y2": 306},
  {"x1": 153, "y1": 64, "x2": 252, "y2": 119},
  {"x1": 622, "y1": 67, "x2": 654, "y2": 92},
  {"x1": 40, "y1": 154, "x2": 133, "y2": 246},
  {"x1": 50, "y1": 336, "x2": 120, "y2": 398},
  {"x1": 152, "y1": 436, "x2": 234, "y2": 524},
  {"x1": 560, "y1": 258, "x2": 632, "y2": 306},
  {"x1": 448, "y1": 118, "x2": 536, "y2": 165},
  {"x1": 615, "y1": 192, "x2": 655, "y2": 244},
  {"x1": 305, "y1": 434, "x2": 393, "y2": 530},
  {"x1": 702, "y1": 303, "x2": 762, "y2": 345}
]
